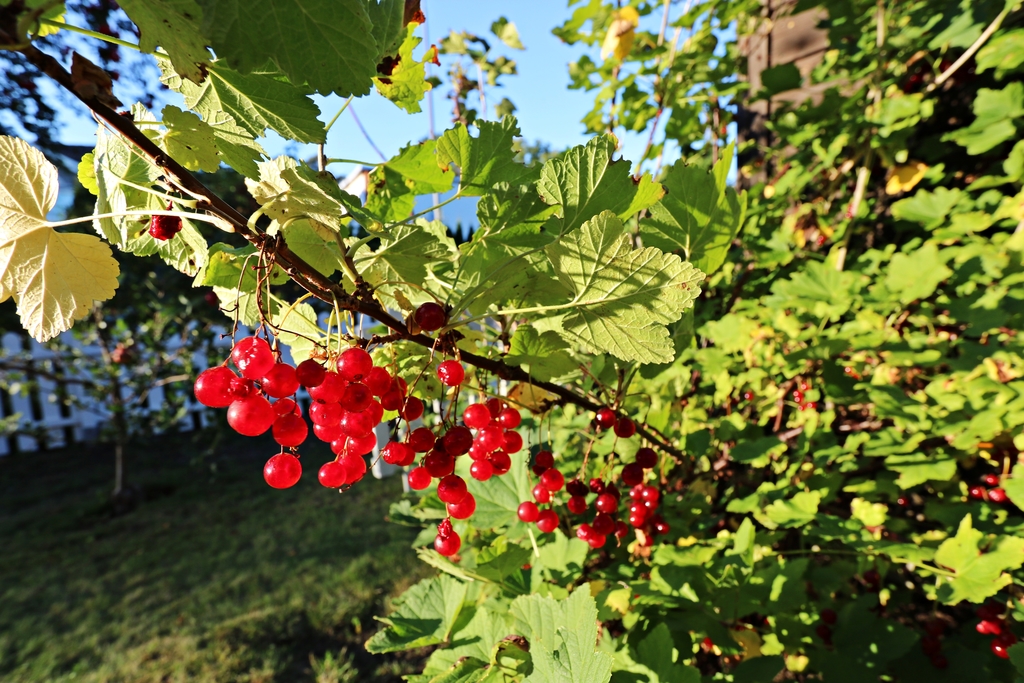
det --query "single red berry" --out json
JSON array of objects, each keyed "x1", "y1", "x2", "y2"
[
  {"x1": 381, "y1": 442, "x2": 413, "y2": 466},
  {"x1": 399, "y1": 396, "x2": 425, "y2": 421},
  {"x1": 295, "y1": 359, "x2": 326, "y2": 388},
  {"x1": 635, "y1": 447, "x2": 657, "y2": 469},
  {"x1": 434, "y1": 529, "x2": 461, "y2": 556},
  {"x1": 489, "y1": 450, "x2": 511, "y2": 474},
  {"x1": 443, "y1": 426, "x2": 474, "y2": 456},
  {"x1": 272, "y1": 413, "x2": 308, "y2": 447},
  {"x1": 614, "y1": 417, "x2": 636, "y2": 438},
  {"x1": 437, "y1": 475, "x2": 468, "y2": 504},
  {"x1": 793, "y1": 390, "x2": 804, "y2": 403},
  {"x1": 194, "y1": 366, "x2": 238, "y2": 408},
  {"x1": 339, "y1": 409, "x2": 373, "y2": 437},
  {"x1": 340, "y1": 454, "x2": 367, "y2": 483},
  {"x1": 318, "y1": 461, "x2": 347, "y2": 488},
  {"x1": 313, "y1": 422, "x2": 343, "y2": 443},
  {"x1": 653, "y1": 519, "x2": 670, "y2": 535},
  {"x1": 408, "y1": 466, "x2": 432, "y2": 490},
  {"x1": 261, "y1": 363, "x2": 299, "y2": 399},
  {"x1": 308, "y1": 371, "x2": 346, "y2": 403},
  {"x1": 498, "y1": 408, "x2": 522, "y2": 429},
  {"x1": 589, "y1": 478, "x2": 605, "y2": 494},
  {"x1": 621, "y1": 463, "x2": 644, "y2": 487},
  {"x1": 594, "y1": 408, "x2": 616, "y2": 430},
  {"x1": 989, "y1": 487, "x2": 1008, "y2": 503},
  {"x1": 337, "y1": 347, "x2": 373, "y2": 381},
  {"x1": 536, "y1": 507, "x2": 561, "y2": 532},
  {"x1": 437, "y1": 360, "x2": 465, "y2": 387},
  {"x1": 742, "y1": 390, "x2": 754, "y2": 401},
  {"x1": 408, "y1": 427, "x2": 436, "y2": 452},
  {"x1": 204, "y1": 290, "x2": 219, "y2": 308},
  {"x1": 347, "y1": 433, "x2": 377, "y2": 457},
  {"x1": 310, "y1": 400, "x2": 343, "y2": 426},
  {"x1": 363, "y1": 366, "x2": 392, "y2": 396},
  {"x1": 366, "y1": 400, "x2": 384, "y2": 425},
  {"x1": 518, "y1": 501, "x2": 540, "y2": 523},
  {"x1": 566, "y1": 479, "x2": 588, "y2": 497},
  {"x1": 540, "y1": 468, "x2": 565, "y2": 492},
  {"x1": 992, "y1": 639, "x2": 1012, "y2": 659},
  {"x1": 413, "y1": 302, "x2": 447, "y2": 332},
  {"x1": 587, "y1": 532, "x2": 606, "y2": 549},
  {"x1": 264, "y1": 453, "x2": 302, "y2": 489},
  {"x1": 447, "y1": 492, "x2": 476, "y2": 519},
  {"x1": 463, "y1": 403, "x2": 492, "y2": 429},
  {"x1": 227, "y1": 395, "x2": 275, "y2": 436},
  {"x1": 592, "y1": 513, "x2": 615, "y2": 536},
  {"x1": 576, "y1": 523, "x2": 593, "y2": 541},
  {"x1": 533, "y1": 483, "x2": 552, "y2": 504},
  {"x1": 231, "y1": 337, "x2": 275, "y2": 380},
  {"x1": 340, "y1": 382, "x2": 373, "y2": 412},
  {"x1": 380, "y1": 389, "x2": 403, "y2": 411},
  {"x1": 470, "y1": 459, "x2": 494, "y2": 481},
  {"x1": 485, "y1": 397, "x2": 505, "y2": 417},
  {"x1": 148, "y1": 211, "x2": 182, "y2": 240},
  {"x1": 897, "y1": 496, "x2": 909, "y2": 506},
  {"x1": 595, "y1": 493, "x2": 618, "y2": 514},
  {"x1": 424, "y1": 451, "x2": 455, "y2": 478},
  {"x1": 503, "y1": 430, "x2": 523, "y2": 453},
  {"x1": 820, "y1": 608, "x2": 837, "y2": 625},
  {"x1": 983, "y1": 473, "x2": 1002, "y2": 487},
  {"x1": 476, "y1": 426, "x2": 505, "y2": 453},
  {"x1": 969, "y1": 485, "x2": 989, "y2": 501},
  {"x1": 615, "y1": 521, "x2": 629, "y2": 538},
  {"x1": 535, "y1": 450, "x2": 554, "y2": 469},
  {"x1": 567, "y1": 495, "x2": 588, "y2": 514}
]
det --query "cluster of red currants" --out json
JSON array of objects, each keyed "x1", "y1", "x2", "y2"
[
  {"x1": 792, "y1": 381, "x2": 817, "y2": 412},
  {"x1": 977, "y1": 602, "x2": 1018, "y2": 660},
  {"x1": 969, "y1": 473, "x2": 1009, "y2": 504},
  {"x1": 193, "y1": 336, "x2": 421, "y2": 490},
  {"x1": 401, "y1": 396, "x2": 525, "y2": 558},
  {"x1": 515, "y1": 409, "x2": 667, "y2": 549}
]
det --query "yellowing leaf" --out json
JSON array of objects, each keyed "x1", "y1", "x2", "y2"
[
  {"x1": 0, "y1": 136, "x2": 119, "y2": 342},
  {"x1": 507, "y1": 382, "x2": 558, "y2": 413},
  {"x1": 600, "y1": 7, "x2": 639, "y2": 61},
  {"x1": 885, "y1": 161, "x2": 928, "y2": 195}
]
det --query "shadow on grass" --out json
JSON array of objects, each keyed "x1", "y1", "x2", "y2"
[{"x1": 0, "y1": 431, "x2": 431, "y2": 682}]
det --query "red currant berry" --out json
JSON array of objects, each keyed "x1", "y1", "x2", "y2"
[
  {"x1": 992, "y1": 639, "x2": 1012, "y2": 659},
  {"x1": 982, "y1": 473, "x2": 1001, "y2": 487},
  {"x1": 566, "y1": 479, "x2": 588, "y2": 497},
  {"x1": 437, "y1": 360, "x2": 465, "y2": 387},
  {"x1": 641, "y1": 486, "x2": 660, "y2": 505},
  {"x1": 399, "y1": 396, "x2": 424, "y2": 421},
  {"x1": 978, "y1": 619, "x2": 1004, "y2": 635},
  {"x1": 272, "y1": 413, "x2": 308, "y2": 447},
  {"x1": 821, "y1": 608, "x2": 837, "y2": 625},
  {"x1": 447, "y1": 492, "x2": 476, "y2": 520},
  {"x1": 340, "y1": 454, "x2": 367, "y2": 484},
  {"x1": 424, "y1": 451, "x2": 455, "y2": 478},
  {"x1": 517, "y1": 501, "x2": 540, "y2": 523},
  {"x1": 229, "y1": 375, "x2": 257, "y2": 400},
  {"x1": 340, "y1": 382, "x2": 373, "y2": 412},
  {"x1": 441, "y1": 426, "x2": 473, "y2": 456},
  {"x1": 989, "y1": 487, "x2": 1008, "y2": 503},
  {"x1": 310, "y1": 400, "x2": 343, "y2": 426},
  {"x1": 595, "y1": 493, "x2": 618, "y2": 514},
  {"x1": 498, "y1": 408, "x2": 522, "y2": 429},
  {"x1": 318, "y1": 461, "x2": 347, "y2": 488},
  {"x1": 337, "y1": 347, "x2": 373, "y2": 381},
  {"x1": 408, "y1": 427, "x2": 436, "y2": 452},
  {"x1": 295, "y1": 359, "x2": 326, "y2": 388},
  {"x1": 567, "y1": 495, "x2": 588, "y2": 514},
  {"x1": 742, "y1": 391, "x2": 754, "y2": 401},
  {"x1": 264, "y1": 453, "x2": 301, "y2": 489},
  {"x1": 194, "y1": 366, "x2": 238, "y2": 407},
  {"x1": 413, "y1": 302, "x2": 447, "y2": 332},
  {"x1": 463, "y1": 403, "x2": 492, "y2": 429},
  {"x1": 620, "y1": 462, "x2": 644, "y2": 487},
  {"x1": 793, "y1": 390, "x2": 804, "y2": 403},
  {"x1": 348, "y1": 433, "x2": 377, "y2": 456},
  {"x1": 615, "y1": 521, "x2": 629, "y2": 538},
  {"x1": 434, "y1": 529, "x2": 461, "y2": 556},
  {"x1": 592, "y1": 513, "x2": 615, "y2": 536},
  {"x1": 540, "y1": 468, "x2": 565, "y2": 492},
  {"x1": 380, "y1": 390, "x2": 403, "y2": 411},
  {"x1": 261, "y1": 363, "x2": 299, "y2": 399},
  {"x1": 588, "y1": 532, "x2": 607, "y2": 549},
  {"x1": 969, "y1": 485, "x2": 989, "y2": 501},
  {"x1": 231, "y1": 337, "x2": 275, "y2": 380},
  {"x1": 576, "y1": 523, "x2": 593, "y2": 541},
  {"x1": 589, "y1": 478, "x2": 605, "y2": 494},
  {"x1": 227, "y1": 395, "x2": 275, "y2": 436},
  {"x1": 437, "y1": 475, "x2": 468, "y2": 504},
  {"x1": 533, "y1": 484, "x2": 552, "y2": 504},
  {"x1": 635, "y1": 447, "x2": 657, "y2": 469},
  {"x1": 503, "y1": 430, "x2": 523, "y2": 453},
  {"x1": 340, "y1": 409, "x2": 373, "y2": 437},
  {"x1": 366, "y1": 400, "x2": 384, "y2": 425},
  {"x1": 273, "y1": 398, "x2": 299, "y2": 416},
  {"x1": 654, "y1": 519, "x2": 670, "y2": 535},
  {"x1": 470, "y1": 459, "x2": 494, "y2": 481},
  {"x1": 535, "y1": 509, "x2": 558, "y2": 533},
  {"x1": 381, "y1": 442, "x2": 413, "y2": 466},
  {"x1": 313, "y1": 422, "x2": 343, "y2": 443},
  {"x1": 485, "y1": 397, "x2": 505, "y2": 417},
  {"x1": 363, "y1": 366, "x2": 392, "y2": 396},
  {"x1": 535, "y1": 450, "x2": 554, "y2": 469},
  {"x1": 489, "y1": 450, "x2": 511, "y2": 474},
  {"x1": 309, "y1": 371, "x2": 346, "y2": 403},
  {"x1": 614, "y1": 417, "x2": 636, "y2": 438},
  {"x1": 477, "y1": 426, "x2": 504, "y2": 453},
  {"x1": 408, "y1": 466, "x2": 432, "y2": 490},
  {"x1": 594, "y1": 407, "x2": 616, "y2": 430},
  {"x1": 148, "y1": 211, "x2": 182, "y2": 240}
]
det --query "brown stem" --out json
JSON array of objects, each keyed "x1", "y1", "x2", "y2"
[{"x1": 6, "y1": 29, "x2": 688, "y2": 463}]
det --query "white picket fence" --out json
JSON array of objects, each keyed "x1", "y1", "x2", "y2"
[{"x1": 0, "y1": 329, "x2": 402, "y2": 480}]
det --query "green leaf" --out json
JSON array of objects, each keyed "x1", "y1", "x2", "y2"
[
  {"x1": 0, "y1": 136, "x2": 119, "y2": 342},
  {"x1": 200, "y1": 110, "x2": 267, "y2": 179},
  {"x1": 374, "y1": 25, "x2": 435, "y2": 113},
  {"x1": 640, "y1": 145, "x2": 747, "y2": 276},
  {"x1": 884, "y1": 452, "x2": 958, "y2": 488},
  {"x1": 631, "y1": 623, "x2": 699, "y2": 683},
  {"x1": 538, "y1": 135, "x2": 664, "y2": 234},
  {"x1": 159, "y1": 105, "x2": 222, "y2": 173},
  {"x1": 934, "y1": 514, "x2": 1024, "y2": 604},
  {"x1": 366, "y1": 0, "x2": 406, "y2": 60},
  {"x1": 535, "y1": 530, "x2": 590, "y2": 584},
  {"x1": 354, "y1": 219, "x2": 458, "y2": 302},
  {"x1": 365, "y1": 575, "x2": 468, "y2": 653},
  {"x1": 366, "y1": 139, "x2": 455, "y2": 221},
  {"x1": 466, "y1": 448, "x2": 534, "y2": 531},
  {"x1": 762, "y1": 491, "x2": 820, "y2": 529},
  {"x1": 766, "y1": 260, "x2": 857, "y2": 321},
  {"x1": 1008, "y1": 642, "x2": 1024, "y2": 676},
  {"x1": 850, "y1": 498, "x2": 888, "y2": 528},
  {"x1": 946, "y1": 84, "x2": 1024, "y2": 155},
  {"x1": 891, "y1": 187, "x2": 965, "y2": 229},
  {"x1": 118, "y1": 0, "x2": 209, "y2": 82},
  {"x1": 884, "y1": 243, "x2": 952, "y2": 304},
  {"x1": 977, "y1": 29, "x2": 1024, "y2": 78},
  {"x1": 504, "y1": 325, "x2": 578, "y2": 382},
  {"x1": 491, "y1": 17, "x2": 524, "y2": 49},
  {"x1": 197, "y1": 0, "x2": 379, "y2": 97},
  {"x1": 510, "y1": 586, "x2": 613, "y2": 683},
  {"x1": 436, "y1": 117, "x2": 532, "y2": 196},
  {"x1": 272, "y1": 302, "x2": 325, "y2": 363},
  {"x1": 281, "y1": 219, "x2": 344, "y2": 277},
  {"x1": 759, "y1": 63, "x2": 801, "y2": 95},
  {"x1": 246, "y1": 156, "x2": 374, "y2": 228},
  {"x1": 160, "y1": 59, "x2": 326, "y2": 144},
  {"x1": 544, "y1": 211, "x2": 704, "y2": 363},
  {"x1": 1001, "y1": 463, "x2": 1024, "y2": 509},
  {"x1": 475, "y1": 537, "x2": 533, "y2": 583}
]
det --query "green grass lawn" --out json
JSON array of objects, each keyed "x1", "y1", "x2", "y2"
[{"x1": 0, "y1": 431, "x2": 430, "y2": 682}]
